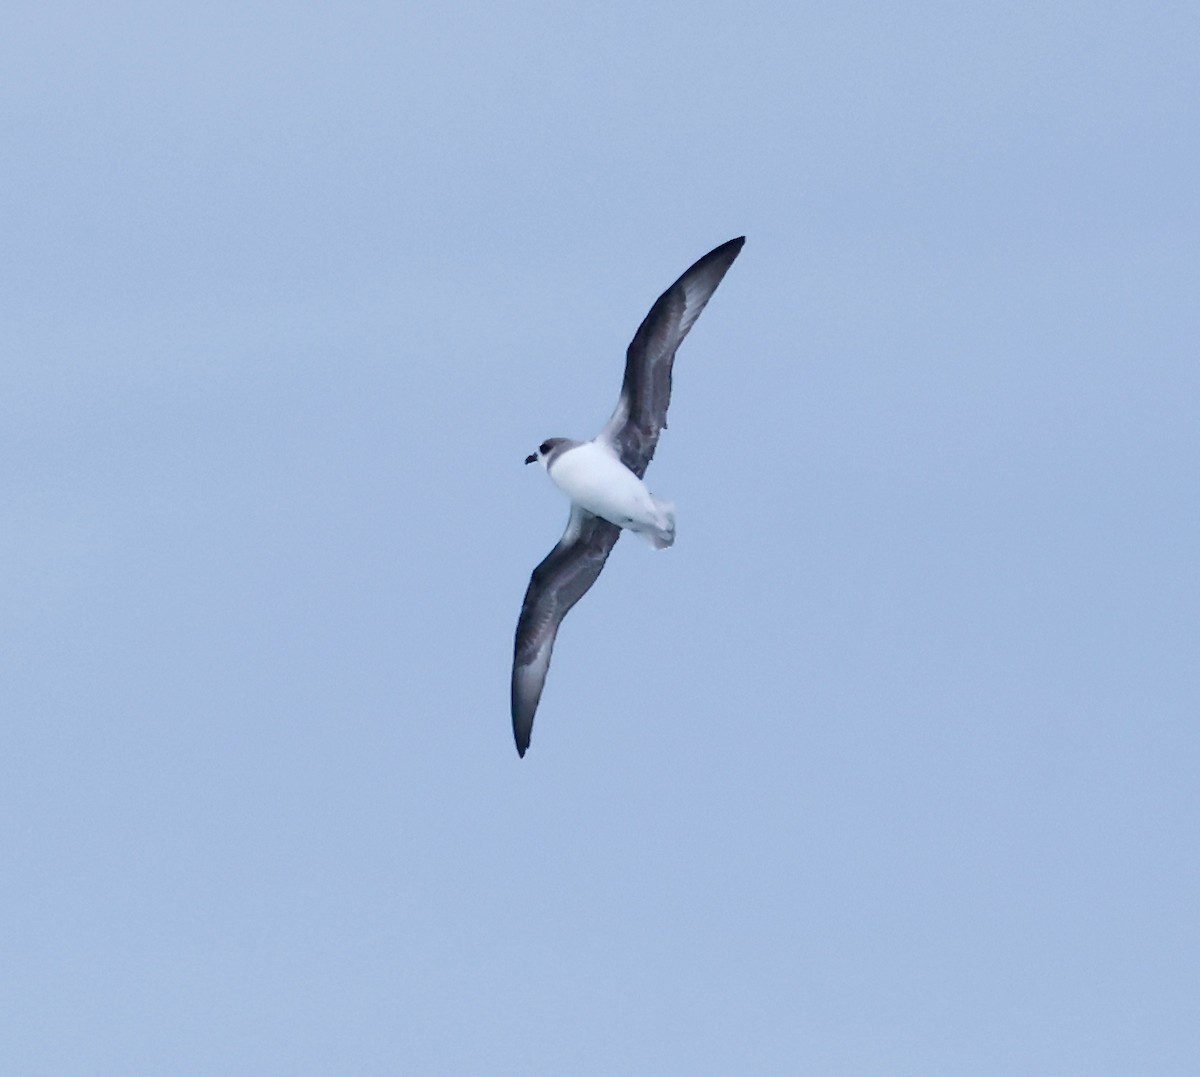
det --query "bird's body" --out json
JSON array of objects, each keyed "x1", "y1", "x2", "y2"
[
  {"x1": 536, "y1": 439, "x2": 676, "y2": 549},
  {"x1": 511, "y1": 236, "x2": 745, "y2": 757}
]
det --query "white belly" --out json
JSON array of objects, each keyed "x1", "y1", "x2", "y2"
[{"x1": 548, "y1": 441, "x2": 659, "y2": 529}]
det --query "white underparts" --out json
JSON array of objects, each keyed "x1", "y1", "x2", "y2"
[{"x1": 547, "y1": 441, "x2": 676, "y2": 549}]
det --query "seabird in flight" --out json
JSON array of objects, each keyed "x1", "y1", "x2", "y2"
[{"x1": 511, "y1": 236, "x2": 745, "y2": 757}]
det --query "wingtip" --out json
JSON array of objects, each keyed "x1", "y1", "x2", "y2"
[
  {"x1": 514, "y1": 718, "x2": 531, "y2": 757},
  {"x1": 701, "y1": 236, "x2": 745, "y2": 270}
]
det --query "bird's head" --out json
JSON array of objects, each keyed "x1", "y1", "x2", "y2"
[{"x1": 525, "y1": 438, "x2": 567, "y2": 468}]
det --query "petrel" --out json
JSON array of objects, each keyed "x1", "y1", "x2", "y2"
[{"x1": 511, "y1": 236, "x2": 745, "y2": 757}]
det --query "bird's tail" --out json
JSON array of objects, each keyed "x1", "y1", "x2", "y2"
[{"x1": 638, "y1": 497, "x2": 676, "y2": 549}]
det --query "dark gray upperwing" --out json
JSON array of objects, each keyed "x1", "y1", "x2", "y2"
[
  {"x1": 599, "y1": 236, "x2": 744, "y2": 477},
  {"x1": 511, "y1": 506, "x2": 622, "y2": 757}
]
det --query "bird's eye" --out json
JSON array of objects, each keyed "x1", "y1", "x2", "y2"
[{"x1": 539, "y1": 441, "x2": 551, "y2": 454}]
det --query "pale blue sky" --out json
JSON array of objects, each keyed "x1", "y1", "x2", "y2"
[{"x1": 3, "y1": 3, "x2": 1198, "y2": 1074}]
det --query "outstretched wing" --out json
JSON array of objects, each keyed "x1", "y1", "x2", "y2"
[
  {"x1": 599, "y1": 236, "x2": 744, "y2": 478},
  {"x1": 511, "y1": 506, "x2": 622, "y2": 757}
]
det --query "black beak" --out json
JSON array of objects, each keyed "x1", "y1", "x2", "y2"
[{"x1": 524, "y1": 453, "x2": 538, "y2": 465}]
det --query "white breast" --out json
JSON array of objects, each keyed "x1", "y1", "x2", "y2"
[{"x1": 548, "y1": 441, "x2": 658, "y2": 528}]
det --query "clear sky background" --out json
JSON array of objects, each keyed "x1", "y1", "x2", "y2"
[{"x1": 3, "y1": 3, "x2": 1197, "y2": 1074}]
